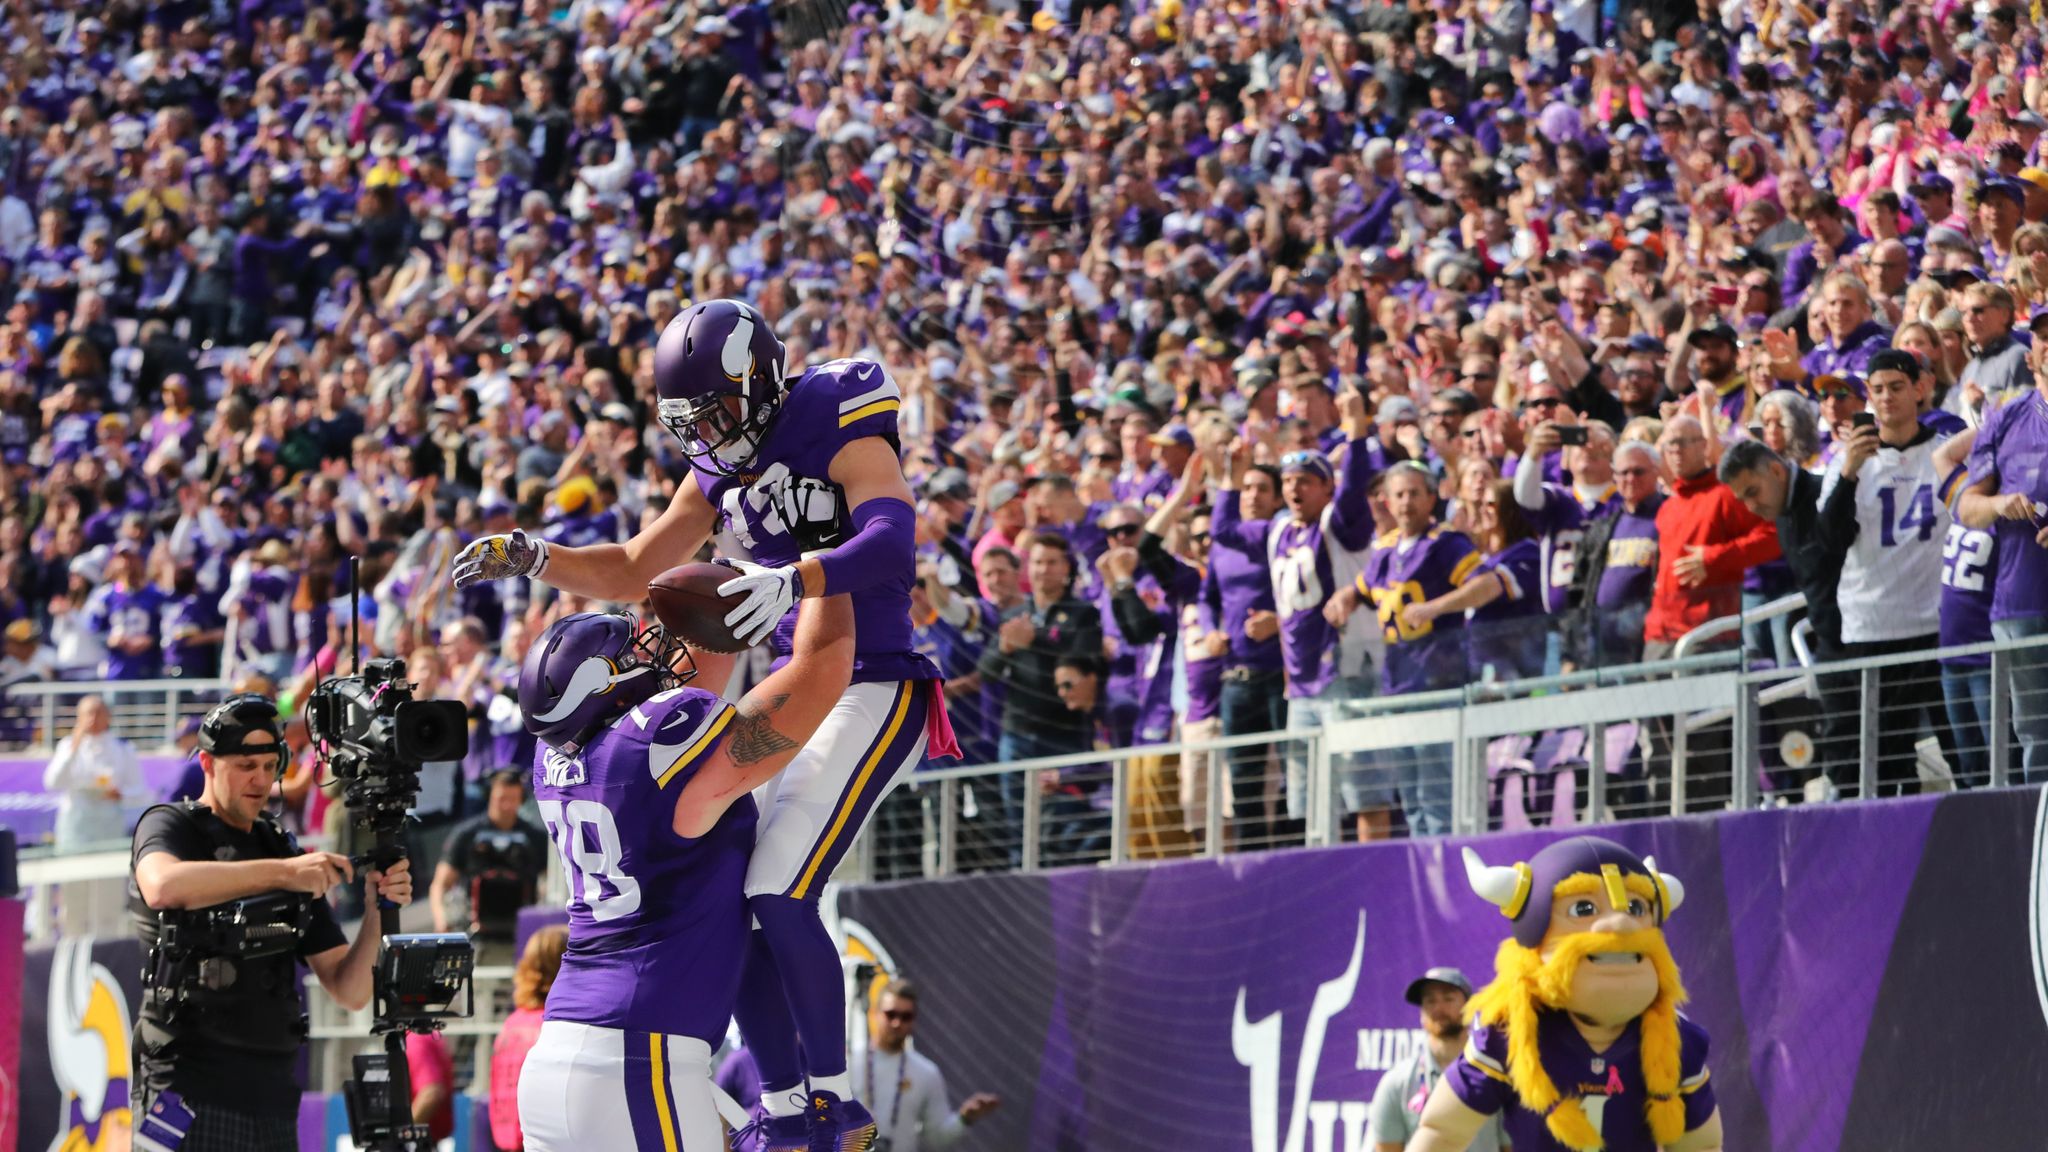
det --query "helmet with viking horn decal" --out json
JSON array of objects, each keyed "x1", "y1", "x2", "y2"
[
  {"x1": 519, "y1": 611, "x2": 694, "y2": 753},
  {"x1": 1461, "y1": 836, "x2": 1686, "y2": 948},
  {"x1": 652, "y1": 298, "x2": 790, "y2": 475}
]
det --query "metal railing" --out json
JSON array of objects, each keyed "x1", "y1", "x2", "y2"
[{"x1": 2, "y1": 677, "x2": 228, "y2": 750}]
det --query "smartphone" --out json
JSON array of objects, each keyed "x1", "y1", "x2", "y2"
[
  {"x1": 1556, "y1": 425, "x2": 1590, "y2": 446},
  {"x1": 1709, "y1": 284, "x2": 1739, "y2": 307},
  {"x1": 1851, "y1": 411, "x2": 1877, "y2": 431}
]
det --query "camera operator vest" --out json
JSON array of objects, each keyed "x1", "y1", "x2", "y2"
[{"x1": 129, "y1": 803, "x2": 311, "y2": 1060}]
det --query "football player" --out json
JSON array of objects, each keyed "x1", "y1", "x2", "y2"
[
  {"x1": 456, "y1": 299, "x2": 945, "y2": 1149},
  {"x1": 516, "y1": 596, "x2": 853, "y2": 1150}
]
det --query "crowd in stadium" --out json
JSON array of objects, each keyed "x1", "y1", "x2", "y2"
[{"x1": 3, "y1": 0, "x2": 2048, "y2": 857}]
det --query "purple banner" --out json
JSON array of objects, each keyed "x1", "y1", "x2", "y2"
[
  {"x1": 0, "y1": 754, "x2": 195, "y2": 845},
  {"x1": 839, "y1": 788, "x2": 2048, "y2": 1152}
]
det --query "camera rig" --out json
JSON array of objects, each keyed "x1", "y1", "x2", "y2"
[{"x1": 309, "y1": 560, "x2": 474, "y2": 1152}]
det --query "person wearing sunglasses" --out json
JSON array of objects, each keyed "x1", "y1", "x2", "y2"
[{"x1": 853, "y1": 980, "x2": 1000, "y2": 1152}]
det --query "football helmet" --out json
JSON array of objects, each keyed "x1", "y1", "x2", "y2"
[
  {"x1": 653, "y1": 299, "x2": 789, "y2": 474},
  {"x1": 518, "y1": 612, "x2": 694, "y2": 753}
]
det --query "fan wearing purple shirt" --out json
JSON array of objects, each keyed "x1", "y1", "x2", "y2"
[
  {"x1": 1258, "y1": 392, "x2": 1384, "y2": 834},
  {"x1": 1328, "y1": 462, "x2": 1481, "y2": 836},
  {"x1": 1208, "y1": 448, "x2": 1292, "y2": 846},
  {"x1": 85, "y1": 542, "x2": 166, "y2": 680},
  {"x1": 1402, "y1": 478, "x2": 1549, "y2": 684},
  {"x1": 1956, "y1": 310, "x2": 2048, "y2": 784}
]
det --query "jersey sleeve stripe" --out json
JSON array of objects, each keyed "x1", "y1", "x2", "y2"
[
  {"x1": 837, "y1": 380, "x2": 902, "y2": 414},
  {"x1": 1938, "y1": 463, "x2": 1970, "y2": 508},
  {"x1": 1681, "y1": 1067, "x2": 1711, "y2": 1093},
  {"x1": 1463, "y1": 1036, "x2": 1507, "y2": 1076},
  {"x1": 789, "y1": 681, "x2": 914, "y2": 900},
  {"x1": 1449, "y1": 549, "x2": 1484, "y2": 587},
  {"x1": 653, "y1": 706, "x2": 736, "y2": 788},
  {"x1": 839, "y1": 399, "x2": 901, "y2": 427}
]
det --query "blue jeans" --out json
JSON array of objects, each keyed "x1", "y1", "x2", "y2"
[
  {"x1": 1742, "y1": 590, "x2": 1797, "y2": 669},
  {"x1": 1287, "y1": 677, "x2": 1391, "y2": 817},
  {"x1": 1941, "y1": 663, "x2": 1994, "y2": 787},
  {"x1": 1399, "y1": 744, "x2": 1454, "y2": 837},
  {"x1": 1992, "y1": 616, "x2": 2048, "y2": 785},
  {"x1": 998, "y1": 728, "x2": 1064, "y2": 867}
]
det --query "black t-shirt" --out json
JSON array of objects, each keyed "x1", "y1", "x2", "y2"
[
  {"x1": 441, "y1": 813, "x2": 549, "y2": 939},
  {"x1": 129, "y1": 804, "x2": 346, "y2": 1114}
]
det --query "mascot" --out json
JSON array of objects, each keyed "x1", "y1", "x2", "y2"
[{"x1": 1406, "y1": 837, "x2": 1723, "y2": 1152}]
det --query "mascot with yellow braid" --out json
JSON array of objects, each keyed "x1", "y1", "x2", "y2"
[{"x1": 1406, "y1": 837, "x2": 1724, "y2": 1152}]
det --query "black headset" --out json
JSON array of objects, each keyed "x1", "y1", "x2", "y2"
[{"x1": 197, "y1": 693, "x2": 291, "y2": 779}]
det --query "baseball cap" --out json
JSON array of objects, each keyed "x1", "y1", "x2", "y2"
[
  {"x1": 1147, "y1": 423, "x2": 1196, "y2": 449},
  {"x1": 987, "y1": 480, "x2": 1021, "y2": 513},
  {"x1": 1810, "y1": 372, "x2": 1867, "y2": 398},
  {"x1": 4, "y1": 619, "x2": 37, "y2": 644},
  {"x1": 1687, "y1": 323, "x2": 1739, "y2": 348},
  {"x1": 1626, "y1": 332, "x2": 1666, "y2": 355},
  {"x1": 1979, "y1": 177, "x2": 2026, "y2": 208},
  {"x1": 1866, "y1": 348, "x2": 1920, "y2": 379},
  {"x1": 2018, "y1": 168, "x2": 2048, "y2": 193},
  {"x1": 1908, "y1": 171, "x2": 1953, "y2": 197},
  {"x1": 1377, "y1": 395, "x2": 1421, "y2": 425},
  {"x1": 1404, "y1": 967, "x2": 1474, "y2": 1004},
  {"x1": 925, "y1": 466, "x2": 972, "y2": 500},
  {"x1": 2029, "y1": 307, "x2": 2048, "y2": 334}
]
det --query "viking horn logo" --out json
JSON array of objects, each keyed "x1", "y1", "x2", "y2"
[{"x1": 46, "y1": 937, "x2": 132, "y2": 1152}]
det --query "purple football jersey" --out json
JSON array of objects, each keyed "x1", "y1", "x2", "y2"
[
  {"x1": 1358, "y1": 526, "x2": 1481, "y2": 695},
  {"x1": 1446, "y1": 1011, "x2": 1715, "y2": 1152},
  {"x1": 1209, "y1": 495, "x2": 1283, "y2": 672},
  {"x1": 534, "y1": 686, "x2": 757, "y2": 1045},
  {"x1": 1965, "y1": 389, "x2": 2048, "y2": 622},
  {"x1": 693, "y1": 358, "x2": 938, "y2": 685},
  {"x1": 1184, "y1": 590, "x2": 1225, "y2": 725},
  {"x1": 87, "y1": 583, "x2": 167, "y2": 679},
  {"x1": 1113, "y1": 462, "x2": 1175, "y2": 509},
  {"x1": 1267, "y1": 445, "x2": 1380, "y2": 698},
  {"x1": 1467, "y1": 538, "x2": 1548, "y2": 680},
  {"x1": 1939, "y1": 459, "x2": 1996, "y2": 667},
  {"x1": 1529, "y1": 485, "x2": 1589, "y2": 614}
]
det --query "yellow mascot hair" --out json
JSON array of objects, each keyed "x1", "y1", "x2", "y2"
[{"x1": 1467, "y1": 876, "x2": 1690, "y2": 1152}]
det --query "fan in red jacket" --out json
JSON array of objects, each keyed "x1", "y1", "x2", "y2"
[{"x1": 1644, "y1": 416, "x2": 1782, "y2": 655}]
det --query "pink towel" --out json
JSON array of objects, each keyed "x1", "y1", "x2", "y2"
[{"x1": 925, "y1": 686, "x2": 961, "y2": 761}]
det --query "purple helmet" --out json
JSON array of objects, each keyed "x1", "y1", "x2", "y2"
[
  {"x1": 519, "y1": 612, "x2": 693, "y2": 752},
  {"x1": 653, "y1": 298, "x2": 789, "y2": 474}
]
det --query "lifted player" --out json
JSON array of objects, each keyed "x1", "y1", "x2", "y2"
[
  {"x1": 456, "y1": 299, "x2": 945, "y2": 1150},
  {"x1": 515, "y1": 600, "x2": 855, "y2": 1150}
]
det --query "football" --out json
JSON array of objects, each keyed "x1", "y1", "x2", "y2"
[{"x1": 648, "y1": 562, "x2": 755, "y2": 654}]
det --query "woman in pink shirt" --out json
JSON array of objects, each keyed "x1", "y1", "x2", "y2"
[{"x1": 490, "y1": 925, "x2": 568, "y2": 1150}]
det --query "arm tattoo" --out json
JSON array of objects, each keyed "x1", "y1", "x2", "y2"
[{"x1": 727, "y1": 694, "x2": 800, "y2": 766}]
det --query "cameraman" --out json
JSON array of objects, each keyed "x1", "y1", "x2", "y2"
[{"x1": 129, "y1": 693, "x2": 413, "y2": 1150}]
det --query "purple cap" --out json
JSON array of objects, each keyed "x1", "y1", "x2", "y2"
[{"x1": 1908, "y1": 170, "x2": 1953, "y2": 197}]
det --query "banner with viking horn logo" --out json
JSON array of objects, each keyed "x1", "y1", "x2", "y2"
[{"x1": 838, "y1": 787, "x2": 2048, "y2": 1152}]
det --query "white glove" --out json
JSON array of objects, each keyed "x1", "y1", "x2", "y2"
[{"x1": 716, "y1": 559, "x2": 805, "y2": 646}]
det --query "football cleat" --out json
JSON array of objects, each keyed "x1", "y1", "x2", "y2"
[
  {"x1": 733, "y1": 1111, "x2": 808, "y2": 1152},
  {"x1": 805, "y1": 1091, "x2": 879, "y2": 1152}
]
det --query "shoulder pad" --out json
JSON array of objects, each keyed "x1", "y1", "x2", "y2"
[
  {"x1": 798, "y1": 358, "x2": 901, "y2": 434},
  {"x1": 627, "y1": 687, "x2": 738, "y2": 790}
]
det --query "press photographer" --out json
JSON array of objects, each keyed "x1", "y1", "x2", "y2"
[{"x1": 129, "y1": 692, "x2": 413, "y2": 1151}]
